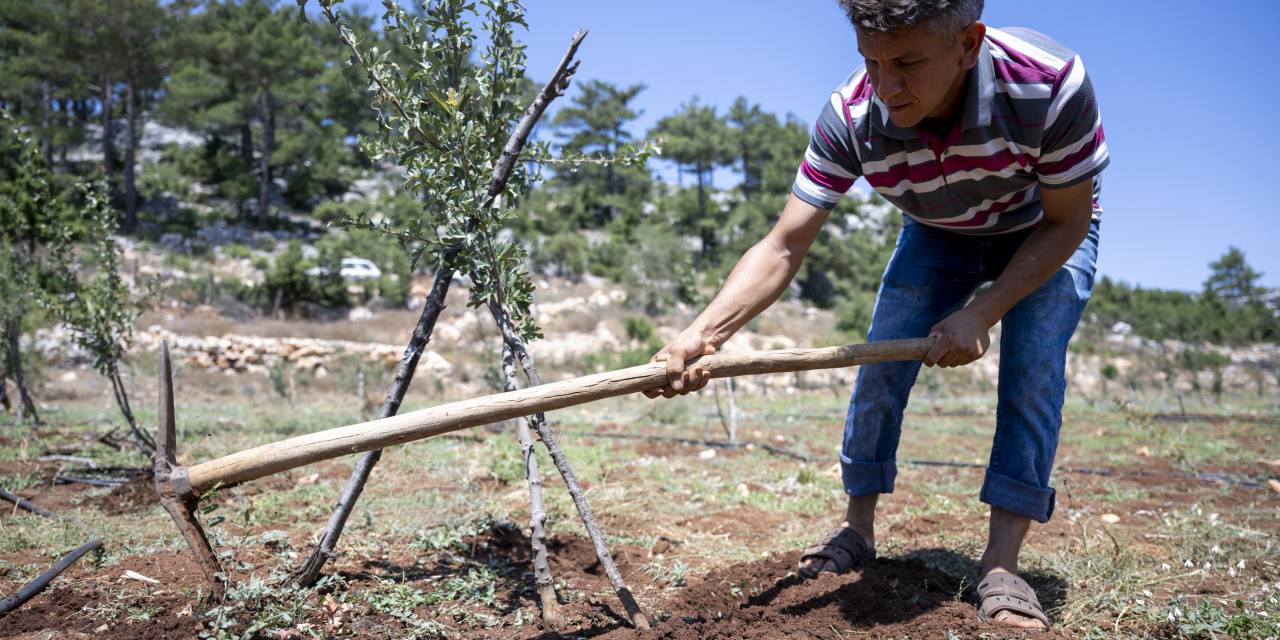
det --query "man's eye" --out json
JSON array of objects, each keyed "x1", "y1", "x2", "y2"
[{"x1": 898, "y1": 60, "x2": 920, "y2": 68}]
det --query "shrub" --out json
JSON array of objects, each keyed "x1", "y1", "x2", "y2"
[
  {"x1": 137, "y1": 159, "x2": 193, "y2": 201},
  {"x1": 260, "y1": 241, "x2": 348, "y2": 314},
  {"x1": 836, "y1": 291, "x2": 876, "y2": 340},
  {"x1": 624, "y1": 316, "x2": 655, "y2": 344},
  {"x1": 534, "y1": 232, "x2": 589, "y2": 280}
]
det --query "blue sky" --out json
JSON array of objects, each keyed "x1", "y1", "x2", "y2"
[{"x1": 344, "y1": 0, "x2": 1280, "y2": 291}]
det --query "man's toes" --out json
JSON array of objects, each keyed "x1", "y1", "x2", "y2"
[
  {"x1": 800, "y1": 558, "x2": 834, "y2": 575},
  {"x1": 993, "y1": 610, "x2": 1047, "y2": 630}
]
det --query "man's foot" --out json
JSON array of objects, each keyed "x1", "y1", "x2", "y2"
[
  {"x1": 977, "y1": 569, "x2": 1050, "y2": 630},
  {"x1": 797, "y1": 522, "x2": 875, "y2": 577}
]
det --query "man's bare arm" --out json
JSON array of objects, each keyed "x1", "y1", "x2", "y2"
[
  {"x1": 645, "y1": 193, "x2": 832, "y2": 397},
  {"x1": 925, "y1": 179, "x2": 1094, "y2": 367}
]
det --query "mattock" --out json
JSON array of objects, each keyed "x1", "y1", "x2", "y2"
[
  {"x1": 153, "y1": 342, "x2": 226, "y2": 597},
  {"x1": 153, "y1": 337, "x2": 935, "y2": 595}
]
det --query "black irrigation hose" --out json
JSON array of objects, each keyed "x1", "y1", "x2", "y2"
[
  {"x1": 53, "y1": 476, "x2": 125, "y2": 488},
  {"x1": 571, "y1": 431, "x2": 1276, "y2": 488},
  {"x1": 0, "y1": 488, "x2": 100, "y2": 617},
  {"x1": 896, "y1": 459, "x2": 1274, "y2": 488},
  {"x1": 713, "y1": 407, "x2": 1280, "y2": 424},
  {"x1": 1151, "y1": 413, "x2": 1280, "y2": 426},
  {"x1": 573, "y1": 431, "x2": 812, "y2": 462},
  {"x1": 0, "y1": 539, "x2": 103, "y2": 616},
  {"x1": 0, "y1": 487, "x2": 56, "y2": 518},
  {"x1": 60, "y1": 466, "x2": 151, "y2": 477}
]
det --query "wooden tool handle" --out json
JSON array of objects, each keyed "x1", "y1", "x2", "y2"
[{"x1": 186, "y1": 337, "x2": 933, "y2": 492}]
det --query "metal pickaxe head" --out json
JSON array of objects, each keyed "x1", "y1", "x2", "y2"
[{"x1": 153, "y1": 341, "x2": 226, "y2": 597}]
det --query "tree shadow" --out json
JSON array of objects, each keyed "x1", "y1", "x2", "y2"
[{"x1": 334, "y1": 521, "x2": 634, "y2": 634}]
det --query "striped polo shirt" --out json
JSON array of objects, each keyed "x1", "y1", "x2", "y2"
[{"x1": 793, "y1": 27, "x2": 1109, "y2": 235}]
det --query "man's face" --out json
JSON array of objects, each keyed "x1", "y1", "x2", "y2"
[{"x1": 856, "y1": 22, "x2": 983, "y2": 129}]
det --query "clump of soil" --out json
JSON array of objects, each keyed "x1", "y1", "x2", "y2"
[
  {"x1": 604, "y1": 551, "x2": 1072, "y2": 640},
  {"x1": 95, "y1": 476, "x2": 157, "y2": 516},
  {"x1": 0, "y1": 552, "x2": 204, "y2": 639}
]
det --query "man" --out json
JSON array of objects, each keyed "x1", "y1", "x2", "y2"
[{"x1": 644, "y1": 0, "x2": 1107, "y2": 629}]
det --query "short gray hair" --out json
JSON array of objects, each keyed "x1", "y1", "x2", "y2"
[{"x1": 837, "y1": 0, "x2": 983, "y2": 39}]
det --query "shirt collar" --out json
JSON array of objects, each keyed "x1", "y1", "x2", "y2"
[{"x1": 870, "y1": 39, "x2": 995, "y2": 141}]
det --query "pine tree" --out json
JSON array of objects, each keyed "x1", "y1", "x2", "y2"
[
  {"x1": 160, "y1": 0, "x2": 328, "y2": 227},
  {"x1": 1204, "y1": 246, "x2": 1264, "y2": 304},
  {"x1": 650, "y1": 99, "x2": 733, "y2": 263},
  {"x1": 550, "y1": 80, "x2": 649, "y2": 229}
]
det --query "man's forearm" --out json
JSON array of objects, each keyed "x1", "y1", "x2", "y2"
[
  {"x1": 968, "y1": 215, "x2": 1091, "y2": 326},
  {"x1": 690, "y1": 236, "x2": 803, "y2": 348}
]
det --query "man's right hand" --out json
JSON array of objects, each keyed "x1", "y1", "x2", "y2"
[{"x1": 642, "y1": 327, "x2": 717, "y2": 399}]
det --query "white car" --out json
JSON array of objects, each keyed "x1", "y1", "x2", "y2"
[{"x1": 306, "y1": 257, "x2": 382, "y2": 280}]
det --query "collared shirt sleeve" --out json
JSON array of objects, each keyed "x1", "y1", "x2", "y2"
[
  {"x1": 1035, "y1": 56, "x2": 1109, "y2": 188},
  {"x1": 791, "y1": 97, "x2": 862, "y2": 209}
]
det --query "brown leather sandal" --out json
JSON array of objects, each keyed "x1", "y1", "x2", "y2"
[
  {"x1": 797, "y1": 527, "x2": 875, "y2": 578},
  {"x1": 976, "y1": 571, "x2": 1052, "y2": 628}
]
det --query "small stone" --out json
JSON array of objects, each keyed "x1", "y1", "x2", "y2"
[
  {"x1": 698, "y1": 449, "x2": 716, "y2": 460},
  {"x1": 736, "y1": 483, "x2": 750, "y2": 497},
  {"x1": 121, "y1": 570, "x2": 160, "y2": 584},
  {"x1": 1268, "y1": 479, "x2": 1280, "y2": 495},
  {"x1": 1101, "y1": 513, "x2": 1121, "y2": 524}
]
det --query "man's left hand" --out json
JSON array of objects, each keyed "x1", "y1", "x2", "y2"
[{"x1": 924, "y1": 307, "x2": 993, "y2": 368}]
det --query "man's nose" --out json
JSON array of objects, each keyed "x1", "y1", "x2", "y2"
[{"x1": 876, "y1": 69, "x2": 905, "y2": 100}]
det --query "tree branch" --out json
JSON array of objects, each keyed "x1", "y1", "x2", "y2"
[
  {"x1": 501, "y1": 343, "x2": 564, "y2": 629},
  {"x1": 488, "y1": 299, "x2": 650, "y2": 630}
]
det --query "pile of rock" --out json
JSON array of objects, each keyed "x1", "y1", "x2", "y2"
[{"x1": 132, "y1": 326, "x2": 452, "y2": 379}]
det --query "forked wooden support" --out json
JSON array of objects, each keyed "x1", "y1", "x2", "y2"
[{"x1": 153, "y1": 337, "x2": 933, "y2": 594}]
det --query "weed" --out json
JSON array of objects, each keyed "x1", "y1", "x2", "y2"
[
  {"x1": 201, "y1": 573, "x2": 346, "y2": 639},
  {"x1": 643, "y1": 556, "x2": 690, "y2": 588}
]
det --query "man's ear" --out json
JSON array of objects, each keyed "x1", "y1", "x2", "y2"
[{"x1": 959, "y1": 21, "x2": 986, "y2": 69}]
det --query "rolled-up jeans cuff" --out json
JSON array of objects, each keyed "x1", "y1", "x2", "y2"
[
  {"x1": 979, "y1": 469, "x2": 1056, "y2": 523},
  {"x1": 840, "y1": 455, "x2": 896, "y2": 496}
]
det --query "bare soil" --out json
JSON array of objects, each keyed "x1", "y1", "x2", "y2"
[{"x1": 1, "y1": 400, "x2": 1275, "y2": 639}]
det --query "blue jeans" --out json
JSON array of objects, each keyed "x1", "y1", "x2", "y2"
[{"x1": 841, "y1": 218, "x2": 1099, "y2": 523}]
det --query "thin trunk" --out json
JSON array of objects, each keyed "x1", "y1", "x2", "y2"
[
  {"x1": 240, "y1": 123, "x2": 254, "y2": 167},
  {"x1": 108, "y1": 364, "x2": 154, "y2": 452},
  {"x1": 40, "y1": 81, "x2": 52, "y2": 166},
  {"x1": 290, "y1": 269, "x2": 453, "y2": 587},
  {"x1": 0, "y1": 368, "x2": 9, "y2": 414},
  {"x1": 696, "y1": 162, "x2": 707, "y2": 218},
  {"x1": 76, "y1": 99, "x2": 89, "y2": 127},
  {"x1": 711, "y1": 378, "x2": 729, "y2": 441},
  {"x1": 3, "y1": 320, "x2": 39, "y2": 424},
  {"x1": 725, "y1": 377, "x2": 737, "y2": 444},
  {"x1": 257, "y1": 82, "x2": 275, "y2": 229},
  {"x1": 501, "y1": 343, "x2": 564, "y2": 629},
  {"x1": 696, "y1": 163, "x2": 714, "y2": 262},
  {"x1": 488, "y1": 300, "x2": 650, "y2": 630},
  {"x1": 123, "y1": 80, "x2": 138, "y2": 232}
]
